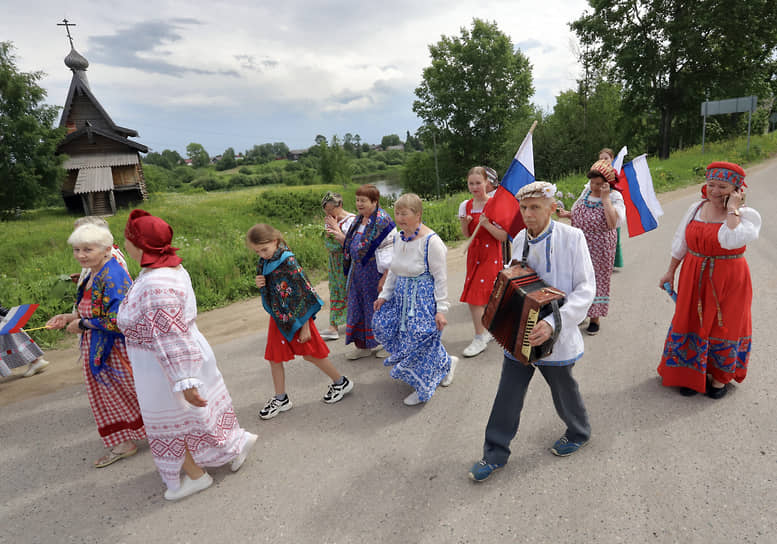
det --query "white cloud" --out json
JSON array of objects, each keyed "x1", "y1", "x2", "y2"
[{"x1": 2, "y1": 0, "x2": 588, "y2": 150}]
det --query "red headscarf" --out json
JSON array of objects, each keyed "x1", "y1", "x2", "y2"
[
  {"x1": 701, "y1": 161, "x2": 747, "y2": 198},
  {"x1": 124, "y1": 209, "x2": 182, "y2": 269}
]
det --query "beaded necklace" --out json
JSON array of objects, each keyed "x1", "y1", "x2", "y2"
[
  {"x1": 582, "y1": 189, "x2": 603, "y2": 209},
  {"x1": 399, "y1": 225, "x2": 421, "y2": 242}
]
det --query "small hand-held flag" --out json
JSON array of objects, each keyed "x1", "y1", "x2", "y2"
[
  {"x1": 0, "y1": 304, "x2": 40, "y2": 335},
  {"x1": 612, "y1": 147, "x2": 663, "y2": 237},
  {"x1": 480, "y1": 120, "x2": 537, "y2": 239}
]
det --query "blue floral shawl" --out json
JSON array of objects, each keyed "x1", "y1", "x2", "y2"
[
  {"x1": 258, "y1": 246, "x2": 323, "y2": 342},
  {"x1": 342, "y1": 207, "x2": 395, "y2": 276},
  {"x1": 76, "y1": 258, "x2": 132, "y2": 384}
]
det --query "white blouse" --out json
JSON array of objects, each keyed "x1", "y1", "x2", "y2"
[
  {"x1": 354, "y1": 224, "x2": 394, "y2": 273},
  {"x1": 670, "y1": 201, "x2": 761, "y2": 260},
  {"x1": 570, "y1": 182, "x2": 627, "y2": 228},
  {"x1": 458, "y1": 199, "x2": 484, "y2": 218},
  {"x1": 378, "y1": 231, "x2": 449, "y2": 313}
]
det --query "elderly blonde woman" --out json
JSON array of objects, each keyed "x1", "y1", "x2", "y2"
[
  {"x1": 46, "y1": 224, "x2": 146, "y2": 468},
  {"x1": 372, "y1": 194, "x2": 458, "y2": 406},
  {"x1": 321, "y1": 192, "x2": 356, "y2": 340}
]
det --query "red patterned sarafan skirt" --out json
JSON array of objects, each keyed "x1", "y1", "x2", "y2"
[{"x1": 658, "y1": 220, "x2": 752, "y2": 393}]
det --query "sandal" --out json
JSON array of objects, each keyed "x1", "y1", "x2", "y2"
[{"x1": 94, "y1": 446, "x2": 138, "y2": 468}]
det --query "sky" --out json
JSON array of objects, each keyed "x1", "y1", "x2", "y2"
[{"x1": 2, "y1": 0, "x2": 590, "y2": 156}]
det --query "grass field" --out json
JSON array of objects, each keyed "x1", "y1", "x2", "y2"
[{"x1": 3, "y1": 132, "x2": 775, "y2": 348}]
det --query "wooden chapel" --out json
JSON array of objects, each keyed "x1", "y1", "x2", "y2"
[{"x1": 56, "y1": 21, "x2": 149, "y2": 216}]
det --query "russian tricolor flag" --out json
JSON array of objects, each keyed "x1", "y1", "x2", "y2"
[
  {"x1": 482, "y1": 127, "x2": 533, "y2": 238},
  {"x1": 0, "y1": 304, "x2": 39, "y2": 335},
  {"x1": 612, "y1": 147, "x2": 663, "y2": 237}
]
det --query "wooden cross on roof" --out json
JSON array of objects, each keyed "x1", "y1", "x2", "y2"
[{"x1": 57, "y1": 18, "x2": 76, "y2": 48}]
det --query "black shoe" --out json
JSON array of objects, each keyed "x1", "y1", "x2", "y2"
[
  {"x1": 679, "y1": 387, "x2": 698, "y2": 396},
  {"x1": 707, "y1": 384, "x2": 728, "y2": 399},
  {"x1": 585, "y1": 322, "x2": 600, "y2": 335}
]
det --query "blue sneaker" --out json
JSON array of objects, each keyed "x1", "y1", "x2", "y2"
[
  {"x1": 550, "y1": 436, "x2": 589, "y2": 457},
  {"x1": 468, "y1": 459, "x2": 505, "y2": 482}
]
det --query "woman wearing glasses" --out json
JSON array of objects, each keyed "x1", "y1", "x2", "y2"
[{"x1": 321, "y1": 192, "x2": 356, "y2": 340}]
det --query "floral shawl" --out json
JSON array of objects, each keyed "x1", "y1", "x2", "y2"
[
  {"x1": 76, "y1": 258, "x2": 132, "y2": 384},
  {"x1": 258, "y1": 246, "x2": 323, "y2": 342},
  {"x1": 342, "y1": 207, "x2": 395, "y2": 276}
]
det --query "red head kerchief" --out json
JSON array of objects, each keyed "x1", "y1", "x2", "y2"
[
  {"x1": 705, "y1": 161, "x2": 747, "y2": 189},
  {"x1": 124, "y1": 209, "x2": 182, "y2": 269}
]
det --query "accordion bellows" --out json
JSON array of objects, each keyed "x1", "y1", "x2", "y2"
[{"x1": 482, "y1": 263, "x2": 565, "y2": 365}]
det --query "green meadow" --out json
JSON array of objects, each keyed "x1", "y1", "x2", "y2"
[{"x1": 2, "y1": 132, "x2": 776, "y2": 348}]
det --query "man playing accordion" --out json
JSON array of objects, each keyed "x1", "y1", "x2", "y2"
[{"x1": 469, "y1": 181, "x2": 596, "y2": 482}]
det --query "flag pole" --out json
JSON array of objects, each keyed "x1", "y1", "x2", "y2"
[{"x1": 465, "y1": 120, "x2": 538, "y2": 251}]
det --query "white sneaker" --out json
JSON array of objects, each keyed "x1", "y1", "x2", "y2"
[
  {"x1": 23, "y1": 358, "x2": 50, "y2": 377},
  {"x1": 481, "y1": 331, "x2": 494, "y2": 344},
  {"x1": 164, "y1": 472, "x2": 213, "y2": 501},
  {"x1": 319, "y1": 329, "x2": 339, "y2": 341},
  {"x1": 231, "y1": 432, "x2": 258, "y2": 472},
  {"x1": 346, "y1": 348, "x2": 374, "y2": 360},
  {"x1": 440, "y1": 356, "x2": 458, "y2": 387},
  {"x1": 403, "y1": 391, "x2": 423, "y2": 406},
  {"x1": 462, "y1": 337, "x2": 487, "y2": 358},
  {"x1": 374, "y1": 349, "x2": 389, "y2": 358}
]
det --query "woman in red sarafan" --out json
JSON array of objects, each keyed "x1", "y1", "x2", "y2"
[
  {"x1": 657, "y1": 162, "x2": 761, "y2": 399},
  {"x1": 458, "y1": 166, "x2": 507, "y2": 358}
]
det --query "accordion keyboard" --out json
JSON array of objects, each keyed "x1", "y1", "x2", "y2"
[{"x1": 521, "y1": 308, "x2": 539, "y2": 360}]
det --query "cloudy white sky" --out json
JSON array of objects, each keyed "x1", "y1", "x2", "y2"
[{"x1": 2, "y1": 0, "x2": 590, "y2": 155}]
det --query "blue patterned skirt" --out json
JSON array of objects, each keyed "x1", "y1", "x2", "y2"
[{"x1": 372, "y1": 272, "x2": 451, "y2": 402}]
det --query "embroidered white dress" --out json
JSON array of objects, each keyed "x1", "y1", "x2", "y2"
[
  {"x1": 508, "y1": 221, "x2": 596, "y2": 365},
  {"x1": 117, "y1": 266, "x2": 249, "y2": 491}
]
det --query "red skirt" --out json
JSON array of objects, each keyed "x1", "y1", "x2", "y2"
[
  {"x1": 460, "y1": 221, "x2": 503, "y2": 306},
  {"x1": 265, "y1": 318, "x2": 330, "y2": 363}
]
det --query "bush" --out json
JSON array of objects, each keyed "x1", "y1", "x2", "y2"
[
  {"x1": 239, "y1": 166, "x2": 253, "y2": 175},
  {"x1": 191, "y1": 172, "x2": 226, "y2": 191},
  {"x1": 255, "y1": 189, "x2": 326, "y2": 225}
]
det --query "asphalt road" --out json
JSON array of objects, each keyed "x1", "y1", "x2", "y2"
[{"x1": 1, "y1": 158, "x2": 776, "y2": 544}]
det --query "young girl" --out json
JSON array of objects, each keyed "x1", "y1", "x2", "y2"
[
  {"x1": 247, "y1": 224, "x2": 354, "y2": 420},
  {"x1": 458, "y1": 166, "x2": 508, "y2": 357}
]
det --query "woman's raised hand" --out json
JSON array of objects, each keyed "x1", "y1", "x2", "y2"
[
  {"x1": 557, "y1": 208, "x2": 572, "y2": 219},
  {"x1": 325, "y1": 215, "x2": 338, "y2": 232},
  {"x1": 727, "y1": 188, "x2": 745, "y2": 210}
]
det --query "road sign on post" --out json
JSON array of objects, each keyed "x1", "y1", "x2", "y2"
[{"x1": 700, "y1": 96, "x2": 757, "y2": 155}]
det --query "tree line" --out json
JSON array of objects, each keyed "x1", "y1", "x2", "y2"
[
  {"x1": 405, "y1": 8, "x2": 777, "y2": 197},
  {"x1": 3, "y1": 3, "x2": 777, "y2": 211}
]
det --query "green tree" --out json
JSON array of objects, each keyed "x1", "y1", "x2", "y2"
[
  {"x1": 318, "y1": 135, "x2": 352, "y2": 186},
  {"x1": 186, "y1": 142, "x2": 210, "y2": 168},
  {"x1": 381, "y1": 134, "x2": 401, "y2": 148},
  {"x1": 572, "y1": 0, "x2": 777, "y2": 159},
  {"x1": 216, "y1": 147, "x2": 236, "y2": 171},
  {"x1": 413, "y1": 18, "x2": 534, "y2": 173},
  {"x1": 507, "y1": 79, "x2": 625, "y2": 181},
  {"x1": 161, "y1": 149, "x2": 184, "y2": 168},
  {"x1": 0, "y1": 42, "x2": 66, "y2": 211},
  {"x1": 271, "y1": 142, "x2": 289, "y2": 159}
]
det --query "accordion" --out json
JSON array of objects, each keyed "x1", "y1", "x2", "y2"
[{"x1": 482, "y1": 263, "x2": 565, "y2": 365}]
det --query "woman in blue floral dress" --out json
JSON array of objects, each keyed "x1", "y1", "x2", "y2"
[{"x1": 372, "y1": 194, "x2": 457, "y2": 406}]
